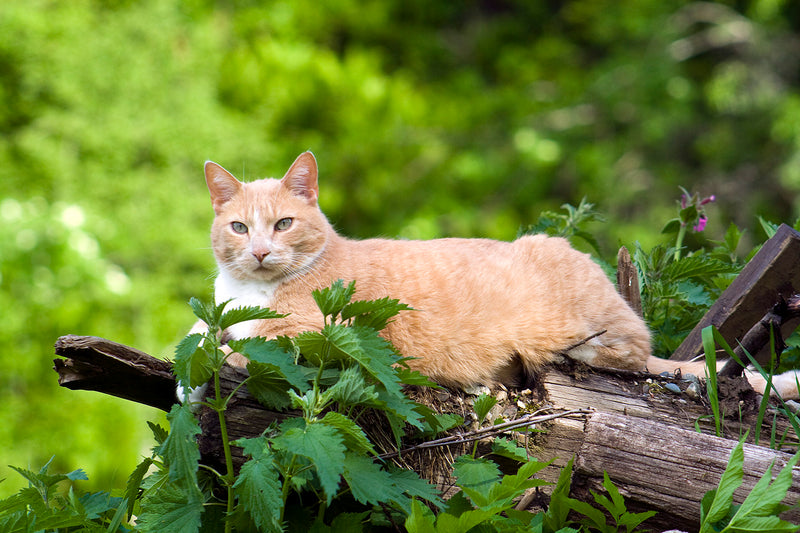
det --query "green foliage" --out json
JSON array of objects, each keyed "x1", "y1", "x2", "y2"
[
  {"x1": 570, "y1": 472, "x2": 656, "y2": 533},
  {"x1": 634, "y1": 190, "x2": 745, "y2": 358},
  {"x1": 522, "y1": 198, "x2": 606, "y2": 255},
  {"x1": 0, "y1": 458, "x2": 127, "y2": 532},
  {"x1": 134, "y1": 280, "x2": 444, "y2": 532},
  {"x1": 700, "y1": 441, "x2": 800, "y2": 533},
  {"x1": 702, "y1": 325, "x2": 724, "y2": 438},
  {"x1": 701, "y1": 324, "x2": 800, "y2": 447}
]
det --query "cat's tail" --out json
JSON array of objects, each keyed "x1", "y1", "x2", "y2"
[{"x1": 644, "y1": 355, "x2": 800, "y2": 400}]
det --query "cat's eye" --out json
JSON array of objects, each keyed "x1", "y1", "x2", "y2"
[
  {"x1": 274, "y1": 218, "x2": 293, "y2": 231},
  {"x1": 231, "y1": 221, "x2": 248, "y2": 234}
]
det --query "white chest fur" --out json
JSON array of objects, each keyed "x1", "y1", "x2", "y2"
[{"x1": 214, "y1": 270, "x2": 279, "y2": 339}]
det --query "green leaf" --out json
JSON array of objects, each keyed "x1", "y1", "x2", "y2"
[
  {"x1": 699, "y1": 441, "x2": 744, "y2": 532},
  {"x1": 660, "y1": 218, "x2": 682, "y2": 234},
  {"x1": 573, "y1": 229, "x2": 603, "y2": 256},
  {"x1": 234, "y1": 436, "x2": 269, "y2": 460},
  {"x1": 324, "y1": 366, "x2": 380, "y2": 408},
  {"x1": 565, "y1": 496, "x2": 608, "y2": 529},
  {"x1": 405, "y1": 498, "x2": 437, "y2": 533},
  {"x1": 375, "y1": 387, "x2": 427, "y2": 431},
  {"x1": 159, "y1": 403, "x2": 201, "y2": 485},
  {"x1": 452, "y1": 455, "x2": 501, "y2": 506},
  {"x1": 220, "y1": 305, "x2": 287, "y2": 331},
  {"x1": 320, "y1": 411, "x2": 376, "y2": 456},
  {"x1": 758, "y1": 216, "x2": 779, "y2": 239},
  {"x1": 294, "y1": 330, "x2": 345, "y2": 367},
  {"x1": 334, "y1": 326, "x2": 403, "y2": 393},
  {"x1": 543, "y1": 457, "x2": 576, "y2": 531},
  {"x1": 341, "y1": 453, "x2": 398, "y2": 506},
  {"x1": 78, "y1": 491, "x2": 119, "y2": 519},
  {"x1": 724, "y1": 515, "x2": 799, "y2": 532},
  {"x1": 125, "y1": 457, "x2": 153, "y2": 519},
  {"x1": 233, "y1": 448, "x2": 283, "y2": 533},
  {"x1": 230, "y1": 336, "x2": 309, "y2": 391},
  {"x1": 472, "y1": 393, "x2": 497, "y2": 423},
  {"x1": 340, "y1": 296, "x2": 413, "y2": 330},
  {"x1": 483, "y1": 458, "x2": 551, "y2": 508},
  {"x1": 245, "y1": 363, "x2": 294, "y2": 410},
  {"x1": 137, "y1": 483, "x2": 204, "y2": 533},
  {"x1": 490, "y1": 437, "x2": 529, "y2": 462},
  {"x1": 189, "y1": 297, "x2": 219, "y2": 329},
  {"x1": 173, "y1": 333, "x2": 213, "y2": 389},
  {"x1": 726, "y1": 450, "x2": 800, "y2": 528},
  {"x1": 434, "y1": 507, "x2": 498, "y2": 532},
  {"x1": 662, "y1": 255, "x2": 738, "y2": 282},
  {"x1": 414, "y1": 406, "x2": 463, "y2": 436},
  {"x1": 272, "y1": 419, "x2": 346, "y2": 505},
  {"x1": 723, "y1": 222, "x2": 743, "y2": 254},
  {"x1": 600, "y1": 471, "x2": 626, "y2": 518},
  {"x1": 395, "y1": 364, "x2": 439, "y2": 387},
  {"x1": 148, "y1": 421, "x2": 169, "y2": 445},
  {"x1": 385, "y1": 468, "x2": 443, "y2": 511},
  {"x1": 312, "y1": 279, "x2": 356, "y2": 320},
  {"x1": 676, "y1": 279, "x2": 712, "y2": 307}
]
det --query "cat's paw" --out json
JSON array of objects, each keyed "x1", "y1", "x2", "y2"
[
  {"x1": 176, "y1": 381, "x2": 209, "y2": 410},
  {"x1": 463, "y1": 384, "x2": 491, "y2": 397}
]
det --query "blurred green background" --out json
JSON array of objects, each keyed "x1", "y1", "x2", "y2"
[{"x1": 2, "y1": 0, "x2": 800, "y2": 496}]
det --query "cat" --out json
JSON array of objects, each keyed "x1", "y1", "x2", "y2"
[{"x1": 196, "y1": 151, "x2": 798, "y2": 398}]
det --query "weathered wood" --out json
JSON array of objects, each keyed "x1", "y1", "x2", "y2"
[
  {"x1": 537, "y1": 365, "x2": 800, "y2": 444},
  {"x1": 672, "y1": 224, "x2": 800, "y2": 361},
  {"x1": 54, "y1": 335, "x2": 176, "y2": 411},
  {"x1": 617, "y1": 246, "x2": 643, "y2": 317},
  {"x1": 523, "y1": 364, "x2": 800, "y2": 530},
  {"x1": 719, "y1": 294, "x2": 800, "y2": 377},
  {"x1": 196, "y1": 364, "x2": 296, "y2": 470},
  {"x1": 573, "y1": 412, "x2": 800, "y2": 531},
  {"x1": 52, "y1": 335, "x2": 294, "y2": 470}
]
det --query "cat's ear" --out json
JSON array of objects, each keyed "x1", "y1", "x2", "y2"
[
  {"x1": 280, "y1": 151, "x2": 318, "y2": 205},
  {"x1": 205, "y1": 161, "x2": 242, "y2": 215}
]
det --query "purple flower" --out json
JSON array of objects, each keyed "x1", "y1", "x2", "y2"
[
  {"x1": 699, "y1": 195, "x2": 716, "y2": 206},
  {"x1": 693, "y1": 215, "x2": 708, "y2": 232}
]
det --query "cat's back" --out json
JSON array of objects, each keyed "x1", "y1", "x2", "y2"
[{"x1": 330, "y1": 232, "x2": 602, "y2": 309}]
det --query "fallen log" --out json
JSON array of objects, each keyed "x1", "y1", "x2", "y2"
[
  {"x1": 53, "y1": 335, "x2": 800, "y2": 531},
  {"x1": 572, "y1": 412, "x2": 800, "y2": 531},
  {"x1": 526, "y1": 364, "x2": 800, "y2": 531}
]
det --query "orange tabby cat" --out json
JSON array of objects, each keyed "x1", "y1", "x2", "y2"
[{"x1": 198, "y1": 152, "x2": 797, "y2": 397}]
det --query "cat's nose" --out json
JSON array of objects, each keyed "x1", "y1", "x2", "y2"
[{"x1": 252, "y1": 250, "x2": 270, "y2": 262}]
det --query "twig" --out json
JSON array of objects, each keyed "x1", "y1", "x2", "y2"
[
  {"x1": 378, "y1": 408, "x2": 594, "y2": 460},
  {"x1": 562, "y1": 330, "x2": 608, "y2": 354}
]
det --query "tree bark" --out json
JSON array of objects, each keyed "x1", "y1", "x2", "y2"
[
  {"x1": 54, "y1": 334, "x2": 175, "y2": 411},
  {"x1": 572, "y1": 412, "x2": 800, "y2": 531}
]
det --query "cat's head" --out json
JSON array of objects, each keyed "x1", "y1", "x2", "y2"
[{"x1": 204, "y1": 152, "x2": 330, "y2": 282}]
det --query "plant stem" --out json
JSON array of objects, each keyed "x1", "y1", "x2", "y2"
[
  {"x1": 214, "y1": 367, "x2": 236, "y2": 533},
  {"x1": 279, "y1": 456, "x2": 297, "y2": 524},
  {"x1": 674, "y1": 224, "x2": 687, "y2": 262}
]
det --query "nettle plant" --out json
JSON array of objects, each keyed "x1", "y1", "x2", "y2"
[{"x1": 136, "y1": 280, "x2": 452, "y2": 532}]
